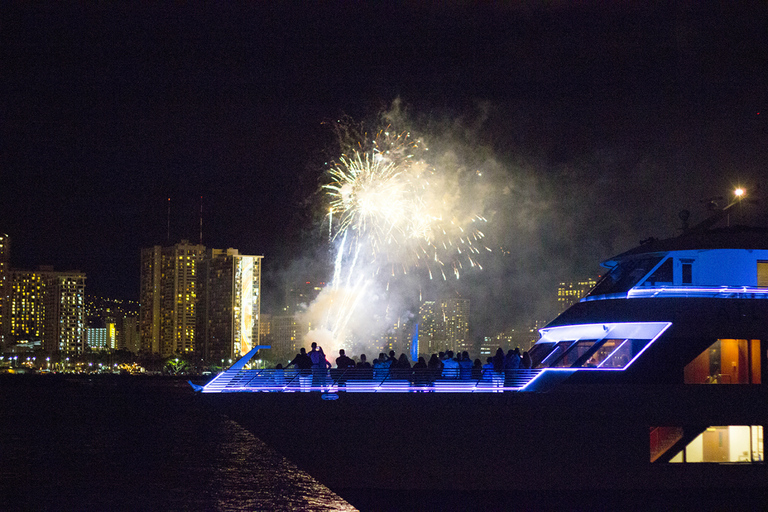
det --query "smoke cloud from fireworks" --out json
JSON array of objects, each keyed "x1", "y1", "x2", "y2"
[
  {"x1": 299, "y1": 115, "x2": 490, "y2": 357},
  {"x1": 285, "y1": 98, "x2": 742, "y2": 360}
]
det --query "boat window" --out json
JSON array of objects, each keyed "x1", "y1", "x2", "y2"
[
  {"x1": 599, "y1": 339, "x2": 649, "y2": 368},
  {"x1": 641, "y1": 257, "x2": 673, "y2": 286},
  {"x1": 758, "y1": 261, "x2": 768, "y2": 287},
  {"x1": 667, "y1": 426, "x2": 764, "y2": 463},
  {"x1": 528, "y1": 342, "x2": 555, "y2": 368},
  {"x1": 580, "y1": 339, "x2": 625, "y2": 367},
  {"x1": 681, "y1": 259, "x2": 693, "y2": 284},
  {"x1": 684, "y1": 339, "x2": 761, "y2": 384},
  {"x1": 552, "y1": 340, "x2": 597, "y2": 368},
  {"x1": 538, "y1": 341, "x2": 574, "y2": 368},
  {"x1": 586, "y1": 256, "x2": 663, "y2": 297}
]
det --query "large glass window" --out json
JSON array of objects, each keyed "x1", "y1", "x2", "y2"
[
  {"x1": 581, "y1": 338, "x2": 625, "y2": 367},
  {"x1": 650, "y1": 426, "x2": 684, "y2": 462},
  {"x1": 552, "y1": 340, "x2": 597, "y2": 368},
  {"x1": 684, "y1": 339, "x2": 761, "y2": 384},
  {"x1": 668, "y1": 426, "x2": 764, "y2": 463},
  {"x1": 528, "y1": 342, "x2": 555, "y2": 368},
  {"x1": 586, "y1": 256, "x2": 663, "y2": 297},
  {"x1": 539, "y1": 341, "x2": 574, "y2": 368},
  {"x1": 599, "y1": 339, "x2": 649, "y2": 368},
  {"x1": 642, "y1": 257, "x2": 673, "y2": 286}
]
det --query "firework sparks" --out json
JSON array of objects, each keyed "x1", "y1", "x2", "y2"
[
  {"x1": 302, "y1": 124, "x2": 489, "y2": 356},
  {"x1": 323, "y1": 128, "x2": 487, "y2": 277}
]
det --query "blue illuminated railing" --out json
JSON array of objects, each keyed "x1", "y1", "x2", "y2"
[
  {"x1": 202, "y1": 367, "x2": 543, "y2": 393},
  {"x1": 627, "y1": 286, "x2": 768, "y2": 299},
  {"x1": 584, "y1": 286, "x2": 768, "y2": 302}
]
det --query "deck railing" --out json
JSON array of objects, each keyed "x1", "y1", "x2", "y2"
[{"x1": 202, "y1": 367, "x2": 543, "y2": 393}]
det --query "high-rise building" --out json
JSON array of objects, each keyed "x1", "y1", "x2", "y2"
[
  {"x1": 7, "y1": 270, "x2": 46, "y2": 349},
  {"x1": 44, "y1": 271, "x2": 86, "y2": 354},
  {"x1": 118, "y1": 315, "x2": 140, "y2": 353},
  {"x1": 270, "y1": 314, "x2": 308, "y2": 362},
  {"x1": 416, "y1": 300, "x2": 441, "y2": 356},
  {"x1": 416, "y1": 298, "x2": 470, "y2": 356},
  {"x1": 557, "y1": 277, "x2": 598, "y2": 312},
  {"x1": 7, "y1": 267, "x2": 86, "y2": 354},
  {"x1": 0, "y1": 234, "x2": 9, "y2": 349},
  {"x1": 285, "y1": 281, "x2": 324, "y2": 314},
  {"x1": 140, "y1": 242, "x2": 263, "y2": 361},
  {"x1": 139, "y1": 246, "x2": 162, "y2": 354},
  {"x1": 86, "y1": 326, "x2": 109, "y2": 350},
  {"x1": 441, "y1": 298, "x2": 470, "y2": 354},
  {"x1": 139, "y1": 240, "x2": 205, "y2": 357},
  {"x1": 259, "y1": 313, "x2": 272, "y2": 344},
  {"x1": 383, "y1": 315, "x2": 417, "y2": 361},
  {"x1": 198, "y1": 248, "x2": 263, "y2": 362}
]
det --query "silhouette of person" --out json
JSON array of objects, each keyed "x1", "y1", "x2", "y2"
[
  {"x1": 287, "y1": 348, "x2": 312, "y2": 391},
  {"x1": 336, "y1": 349, "x2": 355, "y2": 368}
]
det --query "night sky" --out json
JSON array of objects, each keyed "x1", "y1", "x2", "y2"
[{"x1": 3, "y1": 3, "x2": 767, "y2": 335}]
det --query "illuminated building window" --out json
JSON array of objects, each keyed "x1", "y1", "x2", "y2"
[{"x1": 684, "y1": 339, "x2": 761, "y2": 384}]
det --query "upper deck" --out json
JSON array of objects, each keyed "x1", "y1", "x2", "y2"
[{"x1": 584, "y1": 227, "x2": 768, "y2": 302}]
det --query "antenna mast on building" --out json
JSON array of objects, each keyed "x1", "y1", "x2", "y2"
[
  {"x1": 167, "y1": 197, "x2": 171, "y2": 242},
  {"x1": 199, "y1": 195, "x2": 203, "y2": 245}
]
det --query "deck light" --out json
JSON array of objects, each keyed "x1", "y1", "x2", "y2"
[{"x1": 734, "y1": 187, "x2": 745, "y2": 197}]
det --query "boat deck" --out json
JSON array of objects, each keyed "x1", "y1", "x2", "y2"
[{"x1": 202, "y1": 367, "x2": 544, "y2": 393}]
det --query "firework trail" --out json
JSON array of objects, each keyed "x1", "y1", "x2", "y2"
[{"x1": 304, "y1": 125, "x2": 489, "y2": 354}]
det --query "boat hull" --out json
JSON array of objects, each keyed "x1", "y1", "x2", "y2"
[{"x1": 205, "y1": 384, "x2": 767, "y2": 495}]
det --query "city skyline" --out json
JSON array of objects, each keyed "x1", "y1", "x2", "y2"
[
  {"x1": 3, "y1": 3, "x2": 767, "y2": 338},
  {"x1": 2, "y1": 231, "x2": 595, "y2": 356}
]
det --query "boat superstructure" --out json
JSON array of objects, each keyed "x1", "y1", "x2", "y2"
[{"x1": 202, "y1": 224, "x2": 767, "y2": 501}]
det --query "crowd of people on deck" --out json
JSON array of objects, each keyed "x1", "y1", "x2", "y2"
[{"x1": 279, "y1": 342, "x2": 533, "y2": 386}]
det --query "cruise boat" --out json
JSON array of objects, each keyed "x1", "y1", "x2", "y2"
[{"x1": 200, "y1": 208, "x2": 766, "y2": 506}]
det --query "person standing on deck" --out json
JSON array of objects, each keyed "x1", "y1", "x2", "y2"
[
  {"x1": 442, "y1": 350, "x2": 459, "y2": 379},
  {"x1": 287, "y1": 348, "x2": 313, "y2": 391},
  {"x1": 458, "y1": 351, "x2": 473, "y2": 380},
  {"x1": 336, "y1": 349, "x2": 355, "y2": 368},
  {"x1": 308, "y1": 342, "x2": 321, "y2": 367}
]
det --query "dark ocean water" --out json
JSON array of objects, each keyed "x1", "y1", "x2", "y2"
[
  {"x1": 0, "y1": 375, "x2": 356, "y2": 512},
  {"x1": 4, "y1": 376, "x2": 765, "y2": 512}
]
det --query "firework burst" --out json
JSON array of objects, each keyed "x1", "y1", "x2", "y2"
[
  {"x1": 324, "y1": 128, "x2": 488, "y2": 280},
  {"x1": 301, "y1": 123, "x2": 489, "y2": 357}
]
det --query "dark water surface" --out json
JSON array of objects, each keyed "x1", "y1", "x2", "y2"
[
  {"x1": 4, "y1": 376, "x2": 765, "y2": 512},
  {"x1": 0, "y1": 375, "x2": 356, "y2": 511}
]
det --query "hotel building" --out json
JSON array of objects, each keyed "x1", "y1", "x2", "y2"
[
  {"x1": 140, "y1": 242, "x2": 263, "y2": 361},
  {"x1": 44, "y1": 270, "x2": 86, "y2": 354},
  {"x1": 0, "y1": 234, "x2": 9, "y2": 349},
  {"x1": 140, "y1": 240, "x2": 205, "y2": 357},
  {"x1": 556, "y1": 277, "x2": 598, "y2": 312},
  {"x1": 6, "y1": 267, "x2": 86, "y2": 354},
  {"x1": 416, "y1": 298, "x2": 470, "y2": 356},
  {"x1": 269, "y1": 314, "x2": 308, "y2": 363},
  {"x1": 197, "y1": 248, "x2": 263, "y2": 362}
]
